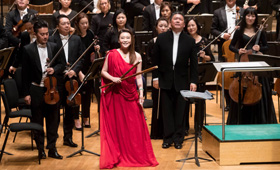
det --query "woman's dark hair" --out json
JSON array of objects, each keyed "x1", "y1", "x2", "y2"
[
  {"x1": 160, "y1": 1, "x2": 173, "y2": 19},
  {"x1": 236, "y1": 7, "x2": 258, "y2": 48},
  {"x1": 33, "y1": 19, "x2": 49, "y2": 33},
  {"x1": 185, "y1": 17, "x2": 201, "y2": 35},
  {"x1": 153, "y1": 17, "x2": 169, "y2": 36},
  {"x1": 118, "y1": 28, "x2": 136, "y2": 64},
  {"x1": 112, "y1": 9, "x2": 129, "y2": 29},
  {"x1": 74, "y1": 12, "x2": 89, "y2": 36}
]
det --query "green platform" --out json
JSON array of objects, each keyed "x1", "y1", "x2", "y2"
[{"x1": 204, "y1": 124, "x2": 280, "y2": 141}]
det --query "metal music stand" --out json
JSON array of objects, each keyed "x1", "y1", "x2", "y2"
[
  {"x1": 66, "y1": 57, "x2": 105, "y2": 158},
  {"x1": 0, "y1": 47, "x2": 14, "y2": 156},
  {"x1": 178, "y1": 62, "x2": 216, "y2": 166}
]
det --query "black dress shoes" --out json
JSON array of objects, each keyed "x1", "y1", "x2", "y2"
[
  {"x1": 63, "y1": 138, "x2": 78, "y2": 147},
  {"x1": 48, "y1": 149, "x2": 63, "y2": 159},
  {"x1": 38, "y1": 150, "x2": 46, "y2": 159},
  {"x1": 174, "y1": 143, "x2": 182, "y2": 149},
  {"x1": 162, "y1": 143, "x2": 171, "y2": 149}
]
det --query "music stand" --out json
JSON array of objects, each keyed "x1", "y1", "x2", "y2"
[
  {"x1": 178, "y1": 62, "x2": 216, "y2": 167},
  {"x1": 66, "y1": 57, "x2": 105, "y2": 158},
  {"x1": 0, "y1": 47, "x2": 14, "y2": 156}
]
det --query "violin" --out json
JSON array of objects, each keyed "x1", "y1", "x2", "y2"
[
  {"x1": 65, "y1": 78, "x2": 81, "y2": 106},
  {"x1": 44, "y1": 75, "x2": 60, "y2": 105},
  {"x1": 12, "y1": 13, "x2": 38, "y2": 37}
]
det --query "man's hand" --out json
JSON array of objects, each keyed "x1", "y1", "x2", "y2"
[
  {"x1": 153, "y1": 80, "x2": 159, "y2": 89},
  {"x1": 24, "y1": 95, "x2": 31, "y2": 105},
  {"x1": 223, "y1": 33, "x2": 231, "y2": 40},
  {"x1": 190, "y1": 83, "x2": 197, "y2": 92},
  {"x1": 65, "y1": 70, "x2": 76, "y2": 78},
  {"x1": 46, "y1": 67, "x2": 54, "y2": 75}
]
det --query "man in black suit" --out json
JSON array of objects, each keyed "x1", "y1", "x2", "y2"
[
  {"x1": 5, "y1": 0, "x2": 37, "y2": 47},
  {"x1": 153, "y1": 12, "x2": 198, "y2": 149},
  {"x1": 142, "y1": 0, "x2": 162, "y2": 31},
  {"x1": 22, "y1": 19, "x2": 63, "y2": 159},
  {"x1": 49, "y1": 15, "x2": 84, "y2": 148}
]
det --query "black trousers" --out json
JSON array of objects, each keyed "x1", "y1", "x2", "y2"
[
  {"x1": 29, "y1": 84, "x2": 59, "y2": 151},
  {"x1": 161, "y1": 87, "x2": 188, "y2": 144}
]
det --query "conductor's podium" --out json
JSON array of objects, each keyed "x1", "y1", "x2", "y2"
[{"x1": 202, "y1": 124, "x2": 280, "y2": 165}]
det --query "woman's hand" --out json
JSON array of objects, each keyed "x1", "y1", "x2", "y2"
[
  {"x1": 199, "y1": 50, "x2": 205, "y2": 58},
  {"x1": 239, "y1": 48, "x2": 247, "y2": 55},
  {"x1": 139, "y1": 96, "x2": 144, "y2": 105},
  {"x1": 112, "y1": 77, "x2": 122, "y2": 83},
  {"x1": 252, "y1": 45, "x2": 260, "y2": 52}
]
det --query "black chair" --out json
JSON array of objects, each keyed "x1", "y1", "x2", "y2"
[
  {"x1": 2, "y1": 79, "x2": 32, "y2": 143},
  {"x1": 0, "y1": 92, "x2": 43, "y2": 164},
  {"x1": 13, "y1": 67, "x2": 27, "y2": 108}
]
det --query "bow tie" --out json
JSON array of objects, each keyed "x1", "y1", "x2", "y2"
[
  {"x1": 37, "y1": 43, "x2": 47, "y2": 48},
  {"x1": 227, "y1": 8, "x2": 235, "y2": 12},
  {"x1": 155, "y1": 5, "x2": 160, "y2": 10},
  {"x1": 19, "y1": 10, "x2": 27, "y2": 16},
  {"x1": 60, "y1": 35, "x2": 69, "y2": 40}
]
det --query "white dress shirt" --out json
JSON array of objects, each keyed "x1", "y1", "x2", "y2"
[
  {"x1": 37, "y1": 43, "x2": 48, "y2": 87},
  {"x1": 224, "y1": 4, "x2": 237, "y2": 39},
  {"x1": 60, "y1": 34, "x2": 69, "y2": 63},
  {"x1": 18, "y1": 8, "x2": 28, "y2": 20},
  {"x1": 154, "y1": 3, "x2": 160, "y2": 20},
  {"x1": 172, "y1": 31, "x2": 181, "y2": 67}
]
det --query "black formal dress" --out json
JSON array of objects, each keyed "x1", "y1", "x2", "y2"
[
  {"x1": 91, "y1": 12, "x2": 113, "y2": 56},
  {"x1": 22, "y1": 41, "x2": 63, "y2": 151},
  {"x1": 49, "y1": 32, "x2": 85, "y2": 141},
  {"x1": 75, "y1": 29, "x2": 95, "y2": 120},
  {"x1": 142, "y1": 3, "x2": 156, "y2": 31},
  {"x1": 153, "y1": 30, "x2": 198, "y2": 145},
  {"x1": 148, "y1": 38, "x2": 163, "y2": 139},
  {"x1": 227, "y1": 29, "x2": 277, "y2": 124}
]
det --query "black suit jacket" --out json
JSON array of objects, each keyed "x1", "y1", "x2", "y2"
[
  {"x1": 5, "y1": 8, "x2": 37, "y2": 46},
  {"x1": 143, "y1": 3, "x2": 156, "y2": 31},
  {"x1": 132, "y1": 0, "x2": 150, "y2": 15},
  {"x1": 12, "y1": 31, "x2": 31, "y2": 68},
  {"x1": 153, "y1": 30, "x2": 198, "y2": 91},
  {"x1": 48, "y1": 32, "x2": 85, "y2": 77},
  {"x1": 22, "y1": 41, "x2": 63, "y2": 96}
]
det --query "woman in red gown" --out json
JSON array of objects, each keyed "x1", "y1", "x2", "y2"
[{"x1": 100, "y1": 29, "x2": 159, "y2": 169}]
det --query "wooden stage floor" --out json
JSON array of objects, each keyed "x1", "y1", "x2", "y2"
[{"x1": 0, "y1": 91, "x2": 280, "y2": 170}]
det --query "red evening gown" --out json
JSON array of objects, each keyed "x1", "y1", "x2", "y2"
[{"x1": 99, "y1": 49, "x2": 158, "y2": 169}]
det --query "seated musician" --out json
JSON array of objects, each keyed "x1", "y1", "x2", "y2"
[
  {"x1": 227, "y1": 7, "x2": 277, "y2": 124},
  {"x1": 142, "y1": 0, "x2": 163, "y2": 31},
  {"x1": 22, "y1": 19, "x2": 64, "y2": 159},
  {"x1": 5, "y1": 0, "x2": 37, "y2": 47},
  {"x1": 49, "y1": 15, "x2": 85, "y2": 148}
]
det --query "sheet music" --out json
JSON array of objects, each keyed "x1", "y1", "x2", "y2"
[
  {"x1": 213, "y1": 61, "x2": 269, "y2": 72},
  {"x1": 180, "y1": 90, "x2": 214, "y2": 100}
]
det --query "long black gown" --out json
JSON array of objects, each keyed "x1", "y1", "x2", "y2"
[{"x1": 228, "y1": 29, "x2": 277, "y2": 124}]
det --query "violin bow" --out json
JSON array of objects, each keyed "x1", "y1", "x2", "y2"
[
  {"x1": 100, "y1": 66, "x2": 158, "y2": 89},
  {"x1": 51, "y1": 1, "x2": 94, "y2": 36},
  {"x1": 103, "y1": 60, "x2": 142, "y2": 93}
]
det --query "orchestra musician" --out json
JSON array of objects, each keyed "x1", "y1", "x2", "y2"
[
  {"x1": 227, "y1": 7, "x2": 277, "y2": 124},
  {"x1": 160, "y1": 1, "x2": 172, "y2": 21},
  {"x1": 211, "y1": 0, "x2": 242, "y2": 111},
  {"x1": 22, "y1": 19, "x2": 64, "y2": 159},
  {"x1": 49, "y1": 15, "x2": 85, "y2": 148},
  {"x1": 185, "y1": 17, "x2": 215, "y2": 135},
  {"x1": 79, "y1": 0, "x2": 115, "y2": 13},
  {"x1": 148, "y1": 17, "x2": 169, "y2": 139},
  {"x1": 53, "y1": 0, "x2": 77, "y2": 30},
  {"x1": 142, "y1": 0, "x2": 163, "y2": 31},
  {"x1": 5, "y1": 0, "x2": 37, "y2": 47},
  {"x1": 152, "y1": 12, "x2": 198, "y2": 149}
]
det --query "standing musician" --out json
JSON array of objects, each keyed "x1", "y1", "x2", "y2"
[
  {"x1": 227, "y1": 7, "x2": 277, "y2": 124},
  {"x1": 5, "y1": 0, "x2": 37, "y2": 47},
  {"x1": 22, "y1": 19, "x2": 64, "y2": 159},
  {"x1": 184, "y1": 0, "x2": 213, "y2": 14},
  {"x1": 185, "y1": 17, "x2": 215, "y2": 135},
  {"x1": 153, "y1": 12, "x2": 198, "y2": 149},
  {"x1": 49, "y1": 15, "x2": 85, "y2": 148},
  {"x1": 211, "y1": 0, "x2": 242, "y2": 111}
]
